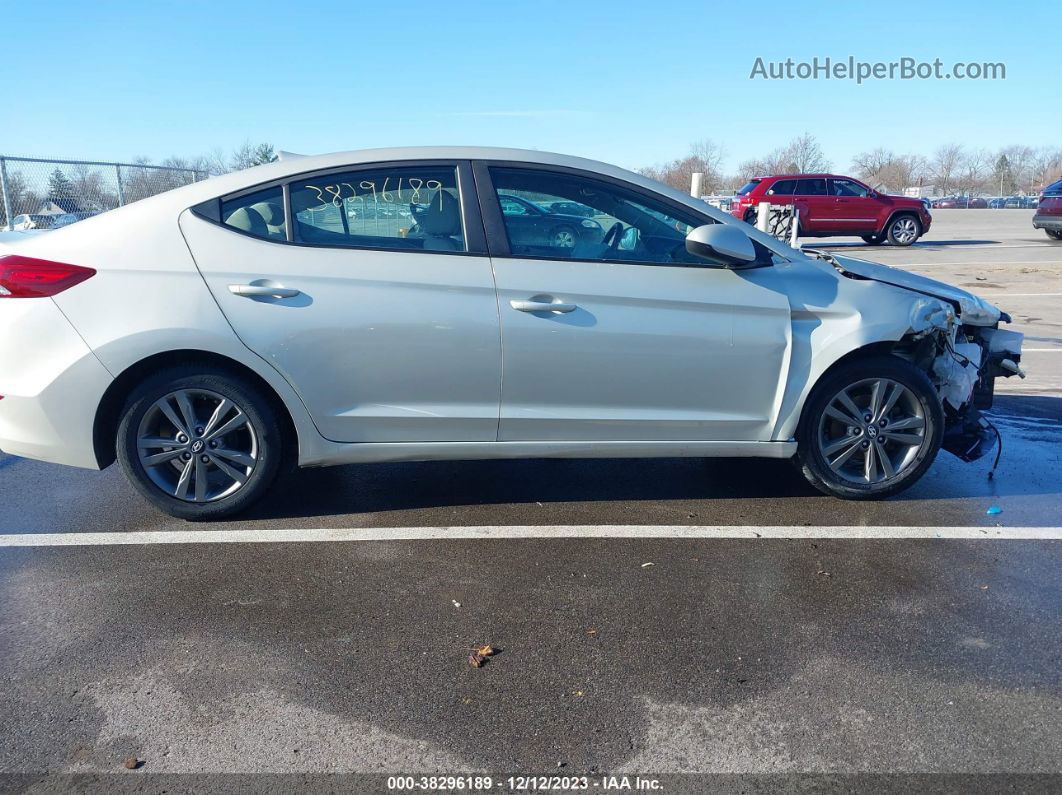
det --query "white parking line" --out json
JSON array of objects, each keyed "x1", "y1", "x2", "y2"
[{"x1": 0, "y1": 525, "x2": 1059, "y2": 546}]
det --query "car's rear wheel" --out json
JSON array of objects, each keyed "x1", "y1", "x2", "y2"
[
  {"x1": 861, "y1": 233, "x2": 885, "y2": 245},
  {"x1": 1046, "y1": 229, "x2": 1062, "y2": 240},
  {"x1": 117, "y1": 366, "x2": 283, "y2": 520},
  {"x1": 886, "y1": 214, "x2": 922, "y2": 246},
  {"x1": 796, "y1": 356, "x2": 943, "y2": 500},
  {"x1": 744, "y1": 209, "x2": 757, "y2": 225}
]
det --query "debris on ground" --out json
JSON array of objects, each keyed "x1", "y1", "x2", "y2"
[
  {"x1": 586, "y1": 628, "x2": 598, "y2": 637},
  {"x1": 452, "y1": 600, "x2": 461, "y2": 608},
  {"x1": 468, "y1": 644, "x2": 498, "y2": 668},
  {"x1": 986, "y1": 506, "x2": 1003, "y2": 515},
  {"x1": 817, "y1": 570, "x2": 831, "y2": 577},
  {"x1": 123, "y1": 757, "x2": 141, "y2": 770},
  {"x1": 641, "y1": 562, "x2": 654, "y2": 568}
]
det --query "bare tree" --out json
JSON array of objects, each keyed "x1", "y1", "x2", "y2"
[
  {"x1": 930, "y1": 143, "x2": 964, "y2": 196},
  {"x1": 639, "y1": 139, "x2": 727, "y2": 194},
  {"x1": 778, "y1": 133, "x2": 830, "y2": 174},
  {"x1": 851, "y1": 149, "x2": 927, "y2": 193}
]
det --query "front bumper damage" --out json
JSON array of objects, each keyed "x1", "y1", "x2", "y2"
[
  {"x1": 922, "y1": 314, "x2": 1024, "y2": 463},
  {"x1": 823, "y1": 252, "x2": 1026, "y2": 465}
]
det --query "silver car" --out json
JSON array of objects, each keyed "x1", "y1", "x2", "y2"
[{"x1": 0, "y1": 147, "x2": 1025, "y2": 519}]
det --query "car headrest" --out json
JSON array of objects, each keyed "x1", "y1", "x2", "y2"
[
  {"x1": 420, "y1": 190, "x2": 461, "y2": 237},
  {"x1": 250, "y1": 201, "x2": 285, "y2": 227},
  {"x1": 225, "y1": 206, "x2": 268, "y2": 237}
]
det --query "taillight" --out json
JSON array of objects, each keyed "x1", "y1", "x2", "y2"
[{"x1": 0, "y1": 255, "x2": 96, "y2": 298}]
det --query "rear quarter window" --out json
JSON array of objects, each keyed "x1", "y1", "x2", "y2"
[
  {"x1": 221, "y1": 187, "x2": 287, "y2": 241},
  {"x1": 736, "y1": 180, "x2": 761, "y2": 196}
]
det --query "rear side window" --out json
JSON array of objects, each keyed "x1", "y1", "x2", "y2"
[
  {"x1": 736, "y1": 180, "x2": 761, "y2": 196},
  {"x1": 767, "y1": 179, "x2": 797, "y2": 196},
  {"x1": 795, "y1": 178, "x2": 827, "y2": 196},
  {"x1": 1045, "y1": 180, "x2": 1062, "y2": 196},
  {"x1": 288, "y1": 166, "x2": 465, "y2": 252},
  {"x1": 221, "y1": 187, "x2": 287, "y2": 241}
]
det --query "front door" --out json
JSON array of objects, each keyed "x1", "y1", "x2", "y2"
[
  {"x1": 828, "y1": 177, "x2": 881, "y2": 234},
  {"x1": 180, "y1": 161, "x2": 502, "y2": 444},
  {"x1": 479, "y1": 164, "x2": 792, "y2": 442}
]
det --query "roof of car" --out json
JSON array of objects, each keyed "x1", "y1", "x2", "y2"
[{"x1": 752, "y1": 174, "x2": 850, "y2": 181}]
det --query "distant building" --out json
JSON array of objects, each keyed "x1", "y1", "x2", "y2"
[{"x1": 37, "y1": 198, "x2": 79, "y2": 214}]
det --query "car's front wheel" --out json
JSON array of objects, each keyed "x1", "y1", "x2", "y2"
[
  {"x1": 117, "y1": 366, "x2": 284, "y2": 520},
  {"x1": 886, "y1": 214, "x2": 922, "y2": 246},
  {"x1": 550, "y1": 226, "x2": 577, "y2": 249},
  {"x1": 796, "y1": 356, "x2": 943, "y2": 500},
  {"x1": 1045, "y1": 229, "x2": 1062, "y2": 241}
]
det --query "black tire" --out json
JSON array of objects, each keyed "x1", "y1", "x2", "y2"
[
  {"x1": 744, "y1": 209, "x2": 757, "y2": 225},
  {"x1": 1046, "y1": 229, "x2": 1062, "y2": 241},
  {"x1": 885, "y1": 214, "x2": 922, "y2": 246},
  {"x1": 550, "y1": 225, "x2": 577, "y2": 249},
  {"x1": 116, "y1": 365, "x2": 284, "y2": 520},
  {"x1": 861, "y1": 234, "x2": 885, "y2": 245},
  {"x1": 796, "y1": 356, "x2": 944, "y2": 500}
]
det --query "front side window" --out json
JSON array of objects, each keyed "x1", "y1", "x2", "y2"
[
  {"x1": 288, "y1": 166, "x2": 465, "y2": 252},
  {"x1": 222, "y1": 186, "x2": 287, "y2": 240},
  {"x1": 489, "y1": 167, "x2": 706, "y2": 265},
  {"x1": 830, "y1": 179, "x2": 869, "y2": 197},
  {"x1": 795, "y1": 178, "x2": 828, "y2": 196}
]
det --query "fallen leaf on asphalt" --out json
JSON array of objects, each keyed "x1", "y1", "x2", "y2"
[
  {"x1": 468, "y1": 653, "x2": 486, "y2": 668},
  {"x1": 586, "y1": 628, "x2": 598, "y2": 637},
  {"x1": 476, "y1": 645, "x2": 496, "y2": 657},
  {"x1": 123, "y1": 757, "x2": 140, "y2": 770}
]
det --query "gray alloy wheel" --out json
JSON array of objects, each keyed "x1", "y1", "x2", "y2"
[
  {"x1": 136, "y1": 388, "x2": 259, "y2": 503},
  {"x1": 816, "y1": 378, "x2": 930, "y2": 486},
  {"x1": 887, "y1": 215, "x2": 921, "y2": 246},
  {"x1": 551, "y1": 226, "x2": 577, "y2": 249}
]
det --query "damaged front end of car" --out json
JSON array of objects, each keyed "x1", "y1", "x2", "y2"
[{"x1": 827, "y1": 254, "x2": 1027, "y2": 464}]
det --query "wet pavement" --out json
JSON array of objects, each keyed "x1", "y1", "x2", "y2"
[{"x1": 0, "y1": 211, "x2": 1060, "y2": 787}]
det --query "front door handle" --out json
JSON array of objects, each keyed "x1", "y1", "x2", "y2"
[
  {"x1": 229, "y1": 283, "x2": 301, "y2": 299},
  {"x1": 510, "y1": 299, "x2": 577, "y2": 314}
]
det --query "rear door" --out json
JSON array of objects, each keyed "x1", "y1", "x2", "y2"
[
  {"x1": 792, "y1": 178, "x2": 831, "y2": 233},
  {"x1": 180, "y1": 160, "x2": 502, "y2": 444}
]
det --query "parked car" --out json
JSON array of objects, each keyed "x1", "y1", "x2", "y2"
[
  {"x1": 731, "y1": 174, "x2": 932, "y2": 246},
  {"x1": 52, "y1": 211, "x2": 99, "y2": 228},
  {"x1": 1033, "y1": 179, "x2": 1062, "y2": 240},
  {"x1": 1003, "y1": 196, "x2": 1036, "y2": 209},
  {"x1": 0, "y1": 147, "x2": 1023, "y2": 519},
  {"x1": 10, "y1": 213, "x2": 60, "y2": 231},
  {"x1": 548, "y1": 201, "x2": 596, "y2": 218},
  {"x1": 988, "y1": 197, "x2": 1008, "y2": 209},
  {"x1": 496, "y1": 193, "x2": 603, "y2": 250},
  {"x1": 967, "y1": 197, "x2": 988, "y2": 209}
]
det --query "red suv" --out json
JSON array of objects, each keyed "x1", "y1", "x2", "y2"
[
  {"x1": 731, "y1": 174, "x2": 932, "y2": 246},
  {"x1": 1033, "y1": 179, "x2": 1062, "y2": 241}
]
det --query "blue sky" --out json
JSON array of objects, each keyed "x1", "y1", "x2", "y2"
[{"x1": 2, "y1": 0, "x2": 1054, "y2": 173}]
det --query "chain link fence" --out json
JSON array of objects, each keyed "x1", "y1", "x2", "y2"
[{"x1": 0, "y1": 156, "x2": 206, "y2": 230}]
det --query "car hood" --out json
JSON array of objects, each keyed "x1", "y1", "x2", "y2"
[{"x1": 829, "y1": 253, "x2": 1002, "y2": 326}]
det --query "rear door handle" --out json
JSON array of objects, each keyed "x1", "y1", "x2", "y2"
[
  {"x1": 510, "y1": 299, "x2": 577, "y2": 313},
  {"x1": 228, "y1": 284, "x2": 301, "y2": 298}
]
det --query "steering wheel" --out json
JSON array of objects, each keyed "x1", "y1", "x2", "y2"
[{"x1": 601, "y1": 222, "x2": 624, "y2": 252}]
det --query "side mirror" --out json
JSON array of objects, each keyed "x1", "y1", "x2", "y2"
[{"x1": 685, "y1": 223, "x2": 757, "y2": 267}]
